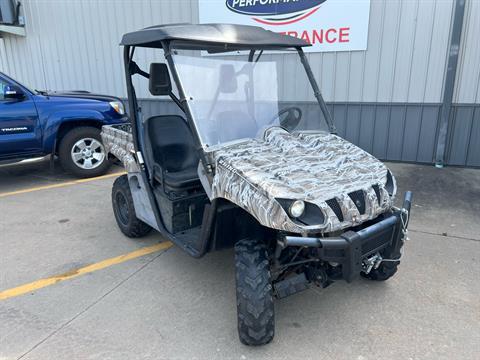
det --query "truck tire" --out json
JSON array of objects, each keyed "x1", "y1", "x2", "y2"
[
  {"x1": 58, "y1": 126, "x2": 111, "y2": 178},
  {"x1": 361, "y1": 262, "x2": 398, "y2": 281},
  {"x1": 111, "y1": 175, "x2": 152, "y2": 238},
  {"x1": 235, "y1": 239, "x2": 275, "y2": 346}
]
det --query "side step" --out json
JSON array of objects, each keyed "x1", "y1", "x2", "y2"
[{"x1": 273, "y1": 273, "x2": 310, "y2": 299}]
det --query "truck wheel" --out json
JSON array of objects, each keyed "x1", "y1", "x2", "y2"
[
  {"x1": 111, "y1": 175, "x2": 152, "y2": 238},
  {"x1": 361, "y1": 262, "x2": 398, "y2": 281},
  {"x1": 235, "y1": 239, "x2": 275, "y2": 346},
  {"x1": 58, "y1": 126, "x2": 111, "y2": 178}
]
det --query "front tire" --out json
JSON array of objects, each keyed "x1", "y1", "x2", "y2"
[
  {"x1": 235, "y1": 239, "x2": 275, "y2": 346},
  {"x1": 111, "y1": 175, "x2": 152, "y2": 238},
  {"x1": 58, "y1": 126, "x2": 111, "y2": 178}
]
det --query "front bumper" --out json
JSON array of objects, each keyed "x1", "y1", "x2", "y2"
[{"x1": 283, "y1": 191, "x2": 412, "y2": 282}]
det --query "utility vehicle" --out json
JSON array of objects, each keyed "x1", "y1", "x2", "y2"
[
  {"x1": 0, "y1": 71, "x2": 127, "y2": 177},
  {"x1": 102, "y1": 23, "x2": 412, "y2": 346}
]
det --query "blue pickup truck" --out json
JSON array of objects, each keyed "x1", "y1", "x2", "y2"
[{"x1": 0, "y1": 71, "x2": 127, "y2": 177}]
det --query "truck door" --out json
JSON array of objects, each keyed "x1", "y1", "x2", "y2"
[{"x1": 0, "y1": 76, "x2": 42, "y2": 159}]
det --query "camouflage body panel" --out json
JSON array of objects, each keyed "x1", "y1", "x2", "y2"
[
  {"x1": 210, "y1": 127, "x2": 396, "y2": 234},
  {"x1": 101, "y1": 124, "x2": 140, "y2": 173}
]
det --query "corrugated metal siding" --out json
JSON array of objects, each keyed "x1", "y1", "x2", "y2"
[
  {"x1": 0, "y1": 0, "x2": 454, "y2": 103},
  {"x1": 454, "y1": 0, "x2": 480, "y2": 103},
  {"x1": 316, "y1": 103, "x2": 441, "y2": 163},
  {"x1": 1, "y1": 0, "x2": 479, "y2": 167},
  {"x1": 0, "y1": 0, "x2": 198, "y2": 96},
  {"x1": 445, "y1": 0, "x2": 480, "y2": 167},
  {"x1": 294, "y1": 0, "x2": 452, "y2": 103},
  {"x1": 446, "y1": 105, "x2": 480, "y2": 167},
  {"x1": 0, "y1": 38, "x2": 9, "y2": 74}
]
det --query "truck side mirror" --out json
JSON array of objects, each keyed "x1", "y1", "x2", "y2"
[
  {"x1": 149, "y1": 63, "x2": 172, "y2": 96},
  {"x1": 4, "y1": 85, "x2": 25, "y2": 100}
]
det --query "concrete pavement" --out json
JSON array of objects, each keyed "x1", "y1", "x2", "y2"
[{"x1": 0, "y1": 159, "x2": 479, "y2": 359}]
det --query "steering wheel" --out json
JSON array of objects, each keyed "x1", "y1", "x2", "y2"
[{"x1": 269, "y1": 106, "x2": 302, "y2": 131}]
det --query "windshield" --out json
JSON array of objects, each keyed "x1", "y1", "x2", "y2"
[{"x1": 172, "y1": 51, "x2": 330, "y2": 149}]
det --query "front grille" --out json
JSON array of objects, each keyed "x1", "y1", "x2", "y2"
[
  {"x1": 372, "y1": 184, "x2": 381, "y2": 205},
  {"x1": 326, "y1": 198, "x2": 344, "y2": 222},
  {"x1": 361, "y1": 232, "x2": 392, "y2": 255},
  {"x1": 361, "y1": 225, "x2": 395, "y2": 255},
  {"x1": 348, "y1": 190, "x2": 366, "y2": 214}
]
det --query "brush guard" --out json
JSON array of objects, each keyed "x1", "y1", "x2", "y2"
[{"x1": 281, "y1": 191, "x2": 412, "y2": 283}]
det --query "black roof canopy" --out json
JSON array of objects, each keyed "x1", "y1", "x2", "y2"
[{"x1": 120, "y1": 23, "x2": 310, "y2": 51}]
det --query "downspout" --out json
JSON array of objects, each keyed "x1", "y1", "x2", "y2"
[{"x1": 434, "y1": 0, "x2": 466, "y2": 168}]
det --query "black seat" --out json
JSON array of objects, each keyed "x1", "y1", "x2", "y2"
[
  {"x1": 145, "y1": 115, "x2": 201, "y2": 189},
  {"x1": 163, "y1": 169, "x2": 199, "y2": 189}
]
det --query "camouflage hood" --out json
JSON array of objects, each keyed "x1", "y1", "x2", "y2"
[{"x1": 210, "y1": 127, "x2": 396, "y2": 234}]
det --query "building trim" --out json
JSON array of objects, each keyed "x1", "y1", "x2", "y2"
[{"x1": 435, "y1": 0, "x2": 467, "y2": 167}]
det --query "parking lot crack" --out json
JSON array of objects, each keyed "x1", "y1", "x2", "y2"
[
  {"x1": 15, "y1": 248, "x2": 170, "y2": 360},
  {"x1": 409, "y1": 228, "x2": 480, "y2": 243}
]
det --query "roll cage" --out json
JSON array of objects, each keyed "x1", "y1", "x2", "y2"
[{"x1": 121, "y1": 23, "x2": 336, "y2": 172}]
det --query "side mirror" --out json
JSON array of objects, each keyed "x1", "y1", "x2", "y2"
[
  {"x1": 219, "y1": 64, "x2": 238, "y2": 94},
  {"x1": 149, "y1": 63, "x2": 172, "y2": 96},
  {"x1": 4, "y1": 85, "x2": 25, "y2": 100}
]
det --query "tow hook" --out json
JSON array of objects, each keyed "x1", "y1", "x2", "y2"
[
  {"x1": 400, "y1": 208, "x2": 410, "y2": 242},
  {"x1": 398, "y1": 191, "x2": 413, "y2": 242},
  {"x1": 363, "y1": 253, "x2": 383, "y2": 274}
]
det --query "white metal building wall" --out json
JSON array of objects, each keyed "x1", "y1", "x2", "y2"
[
  {"x1": 0, "y1": 0, "x2": 461, "y2": 103},
  {"x1": 447, "y1": 0, "x2": 480, "y2": 166},
  {"x1": 454, "y1": 0, "x2": 480, "y2": 103},
  {"x1": 0, "y1": 0, "x2": 198, "y2": 97}
]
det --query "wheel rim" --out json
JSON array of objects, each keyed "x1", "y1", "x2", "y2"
[
  {"x1": 70, "y1": 138, "x2": 105, "y2": 170},
  {"x1": 115, "y1": 192, "x2": 129, "y2": 225}
]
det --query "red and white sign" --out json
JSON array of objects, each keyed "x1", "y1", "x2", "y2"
[{"x1": 199, "y1": 0, "x2": 371, "y2": 52}]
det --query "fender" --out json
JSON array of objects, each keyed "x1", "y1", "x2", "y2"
[{"x1": 41, "y1": 109, "x2": 110, "y2": 153}]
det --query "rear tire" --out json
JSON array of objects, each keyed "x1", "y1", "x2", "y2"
[
  {"x1": 361, "y1": 262, "x2": 398, "y2": 281},
  {"x1": 58, "y1": 126, "x2": 111, "y2": 178},
  {"x1": 235, "y1": 239, "x2": 275, "y2": 346},
  {"x1": 112, "y1": 175, "x2": 152, "y2": 238}
]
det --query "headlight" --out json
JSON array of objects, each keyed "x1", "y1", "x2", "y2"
[
  {"x1": 109, "y1": 101, "x2": 125, "y2": 115},
  {"x1": 289, "y1": 200, "x2": 305, "y2": 218},
  {"x1": 277, "y1": 198, "x2": 325, "y2": 225}
]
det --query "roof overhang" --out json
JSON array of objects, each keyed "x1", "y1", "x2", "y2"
[
  {"x1": 120, "y1": 23, "x2": 310, "y2": 51},
  {"x1": 0, "y1": 24, "x2": 25, "y2": 37}
]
